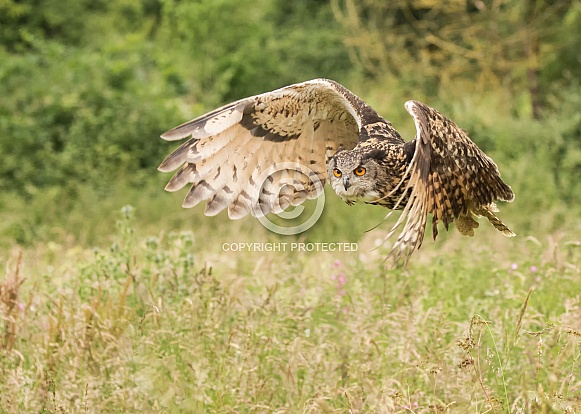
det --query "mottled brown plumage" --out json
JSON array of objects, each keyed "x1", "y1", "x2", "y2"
[{"x1": 159, "y1": 79, "x2": 515, "y2": 264}]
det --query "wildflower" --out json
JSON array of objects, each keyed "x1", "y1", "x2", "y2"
[
  {"x1": 331, "y1": 263, "x2": 348, "y2": 299},
  {"x1": 530, "y1": 265, "x2": 538, "y2": 273},
  {"x1": 511, "y1": 263, "x2": 518, "y2": 270}
]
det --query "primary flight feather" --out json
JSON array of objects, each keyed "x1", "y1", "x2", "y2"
[{"x1": 158, "y1": 79, "x2": 515, "y2": 263}]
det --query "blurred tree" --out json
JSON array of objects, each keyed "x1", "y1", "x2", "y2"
[
  {"x1": 155, "y1": 0, "x2": 351, "y2": 105},
  {"x1": 265, "y1": 0, "x2": 353, "y2": 87},
  {"x1": 540, "y1": 1, "x2": 581, "y2": 92},
  {"x1": 0, "y1": 0, "x2": 353, "y2": 195},
  {"x1": 0, "y1": 0, "x2": 579, "y2": 210},
  {"x1": 0, "y1": 0, "x2": 166, "y2": 51},
  {"x1": 0, "y1": 0, "x2": 175, "y2": 194},
  {"x1": 331, "y1": 0, "x2": 575, "y2": 118}
]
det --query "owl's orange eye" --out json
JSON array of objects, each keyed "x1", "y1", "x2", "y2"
[
  {"x1": 333, "y1": 168, "x2": 342, "y2": 178},
  {"x1": 354, "y1": 166, "x2": 366, "y2": 176}
]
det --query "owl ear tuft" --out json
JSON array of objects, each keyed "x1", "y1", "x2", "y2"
[{"x1": 362, "y1": 148, "x2": 386, "y2": 161}]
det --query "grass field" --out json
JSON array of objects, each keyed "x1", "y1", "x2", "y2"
[{"x1": 1, "y1": 189, "x2": 580, "y2": 413}]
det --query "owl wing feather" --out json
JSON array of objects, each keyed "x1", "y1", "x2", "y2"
[
  {"x1": 386, "y1": 100, "x2": 515, "y2": 264},
  {"x1": 158, "y1": 79, "x2": 383, "y2": 219}
]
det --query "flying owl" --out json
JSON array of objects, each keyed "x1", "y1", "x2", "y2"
[{"x1": 158, "y1": 79, "x2": 515, "y2": 264}]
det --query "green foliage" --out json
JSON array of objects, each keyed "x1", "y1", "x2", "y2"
[
  {"x1": 156, "y1": 0, "x2": 352, "y2": 103},
  {"x1": 332, "y1": 0, "x2": 577, "y2": 104},
  {"x1": 0, "y1": 36, "x2": 179, "y2": 194},
  {"x1": 0, "y1": 0, "x2": 353, "y2": 201},
  {"x1": 540, "y1": 2, "x2": 581, "y2": 92},
  {"x1": 0, "y1": 0, "x2": 162, "y2": 51},
  {"x1": 1, "y1": 0, "x2": 580, "y2": 204}
]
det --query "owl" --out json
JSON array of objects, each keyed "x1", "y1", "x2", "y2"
[{"x1": 158, "y1": 79, "x2": 515, "y2": 264}]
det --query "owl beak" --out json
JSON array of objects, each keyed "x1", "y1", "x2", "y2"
[{"x1": 343, "y1": 176, "x2": 350, "y2": 191}]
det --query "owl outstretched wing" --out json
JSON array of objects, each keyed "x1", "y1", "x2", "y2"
[
  {"x1": 386, "y1": 100, "x2": 515, "y2": 264},
  {"x1": 158, "y1": 79, "x2": 383, "y2": 219}
]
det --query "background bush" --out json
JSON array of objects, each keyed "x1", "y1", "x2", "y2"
[{"x1": 0, "y1": 0, "x2": 580, "y2": 243}]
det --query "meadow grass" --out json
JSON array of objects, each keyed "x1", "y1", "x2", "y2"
[{"x1": 1, "y1": 196, "x2": 580, "y2": 413}]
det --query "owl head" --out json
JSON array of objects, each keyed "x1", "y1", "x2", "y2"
[{"x1": 327, "y1": 147, "x2": 386, "y2": 204}]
